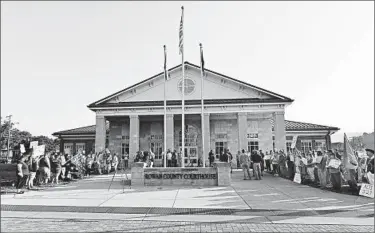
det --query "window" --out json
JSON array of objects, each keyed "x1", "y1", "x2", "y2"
[
  {"x1": 215, "y1": 141, "x2": 227, "y2": 159},
  {"x1": 63, "y1": 143, "x2": 74, "y2": 155},
  {"x1": 286, "y1": 141, "x2": 292, "y2": 152},
  {"x1": 121, "y1": 143, "x2": 129, "y2": 157},
  {"x1": 246, "y1": 133, "x2": 258, "y2": 139},
  {"x1": 179, "y1": 130, "x2": 197, "y2": 147},
  {"x1": 178, "y1": 78, "x2": 195, "y2": 95},
  {"x1": 315, "y1": 140, "x2": 326, "y2": 151},
  {"x1": 248, "y1": 141, "x2": 259, "y2": 153},
  {"x1": 76, "y1": 143, "x2": 85, "y2": 154},
  {"x1": 301, "y1": 140, "x2": 313, "y2": 153},
  {"x1": 150, "y1": 142, "x2": 163, "y2": 160}
]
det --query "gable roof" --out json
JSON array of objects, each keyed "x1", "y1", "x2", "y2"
[
  {"x1": 52, "y1": 119, "x2": 339, "y2": 137},
  {"x1": 87, "y1": 62, "x2": 293, "y2": 108}
]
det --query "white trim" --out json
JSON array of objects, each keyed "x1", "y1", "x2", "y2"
[
  {"x1": 95, "y1": 66, "x2": 182, "y2": 105},
  {"x1": 89, "y1": 102, "x2": 287, "y2": 110},
  {"x1": 203, "y1": 66, "x2": 289, "y2": 100}
]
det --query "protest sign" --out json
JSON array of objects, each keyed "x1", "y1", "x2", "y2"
[
  {"x1": 30, "y1": 141, "x2": 38, "y2": 149},
  {"x1": 327, "y1": 159, "x2": 341, "y2": 169},
  {"x1": 315, "y1": 156, "x2": 323, "y2": 164},
  {"x1": 20, "y1": 144, "x2": 26, "y2": 153},
  {"x1": 33, "y1": 145, "x2": 45, "y2": 158},
  {"x1": 293, "y1": 173, "x2": 301, "y2": 184},
  {"x1": 359, "y1": 184, "x2": 374, "y2": 199},
  {"x1": 301, "y1": 158, "x2": 308, "y2": 166},
  {"x1": 291, "y1": 136, "x2": 298, "y2": 149}
]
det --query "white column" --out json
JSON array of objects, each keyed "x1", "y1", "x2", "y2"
[
  {"x1": 237, "y1": 113, "x2": 248, "y2": 152},
  {"x1": 95, "y1": 115, "x2": 106, "y2": 153},
  {"x1": 129, "y1": 115, "x2": 140, "y2": 164},
  {"x1": 274, "y1": 112, "x2": 286, "y2": 152}
]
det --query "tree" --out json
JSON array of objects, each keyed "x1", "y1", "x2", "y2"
[
  {"x1": 0, "y1": 118, "x2": 32, "y2": 150},
  {"x1": 31, "y1": 135, "x2": 60, "y2": 152}
]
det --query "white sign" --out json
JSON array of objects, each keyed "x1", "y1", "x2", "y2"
[
  {"x1": 328, "y1": 159, "x2": 341, "y2": 169},
  {"x1": 33, "y1": 145, "x2": 45, "y2": 158},
  {"x1": 301, "y1": 158, "x2": 308, "y2": 166},
  {"x1": 291, "y1": 136, "x2": 298, "y2": 149},
  {"x1": 293, "y1": 173, "x2": 301, "y2": 184},
  {"x1": 30, "y1": 141, "x2": 38, "y2": 149},
  {"x1": 20, "y1": 144, "x2": 26, "y2": 153},
  {"x1": 64, "y1": 148, "x2": 71, "y2": 155},
  {"x1": 315, "y1": 156, "x2": 323, "y2": 164},
  {"x1": 359, "y1": 184, "x2": 374, "y2": 198}
]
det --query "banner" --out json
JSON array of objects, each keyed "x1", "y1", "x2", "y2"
[
  {"x1": 33, "y1": 145, "x2": 45, "y2": 158},
  {"x1": 293, "y1": 173, "x2": 301, "y2": 184},
  {"x1": 291, "y1": 136, "x2": 298, "y2": 149},
  {"x1": 30, "y1": 141, "x2": 38, "y2": 149},
  {"x1": 359, "y1": 184, "x2": 374, "y2": 198},
  {"x1": 327, "y1": 159, "x2": 341, "y2": 169},
  {"x1": 20, "y1": 144, "x2": 26, "y2": 153}
]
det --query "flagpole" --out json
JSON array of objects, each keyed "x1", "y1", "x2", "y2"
[
  {"x1": 163, "y1": 45, "x2": 167, "y2": 168},
  {"x1": 180, "y1": 6, "x2": 185, "y2": 168},
  {"x1": 200, "y1": 43, "x2": 205, "y2": 168}
]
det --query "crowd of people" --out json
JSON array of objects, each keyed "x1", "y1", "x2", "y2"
[
  {"x1": 231, "y1": 147, "x2": 374, "y2": 194},
  {"x1": 14, "y1": 146, "x2": 122, "y2": 194}
]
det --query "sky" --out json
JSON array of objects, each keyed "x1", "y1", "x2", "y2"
[{"x1": 1, "y1": 1, "x2": 374, "y2": 142}]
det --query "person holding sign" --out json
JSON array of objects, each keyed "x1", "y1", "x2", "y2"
[
  {"x1": 327, "y1": 150, "x2": 343, "y2": 192},
  {"x1": 316, "y1": 151, "x2": 329, "y2": 189}
]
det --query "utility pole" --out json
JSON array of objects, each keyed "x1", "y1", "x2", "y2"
[
  {"x1": 5, "y1": 115, "x2": 18, "y2": 163},
  {"x1": 6, "y1": 115, "x2": 12, "y2": 163}
]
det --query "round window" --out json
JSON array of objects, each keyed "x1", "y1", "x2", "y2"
[{"x1": 178, "y1": 78, "x2": 195, "y2": 95}]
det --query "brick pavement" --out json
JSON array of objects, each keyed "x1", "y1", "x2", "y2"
[{"x1": 1, "y1": 217, "x2": 373, "y2": 232}]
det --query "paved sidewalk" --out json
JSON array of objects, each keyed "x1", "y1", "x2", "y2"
[
  {"x1": 1, "y1": 171, "x2": 374, "y2": 232},
  {"x1": 2, "y1": 216, "x2": 374, "y2": 232}
]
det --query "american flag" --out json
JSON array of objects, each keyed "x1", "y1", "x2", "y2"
[
  {"x1": 163, "y1": 45, "x2": 169, "y2": 80},
  {"x1": 200, "y1": 43, "x2": 205, "y2": 77},
  {"x1": 179, "y1": 7, "x2": 184, "y2": 55}
]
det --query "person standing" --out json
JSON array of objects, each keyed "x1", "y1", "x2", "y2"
[
  {"x1": 259, "y1": 150, "x2": 265, "y2": 176},
  {"x1": 240, "y1": 149, "x2": 251, "y2": 180},
  {"x1": 251, "y1": 150, "x2": 262, "y2": 180},
  {"x1": 220, "y1": 149, "x2": 229, "y2": 163},
  {"x1": 50, "y1": 153, "x2": 62, "y2": 184},
  {"x1": 209, "y1": 150, "x2": 215, "y2": 167},
  {"x1": 16, "y1": 155, "x2": 30, "y2": 194},
  {"x1": 172, "y1": 150, "x2": 177, "y2": 167},
  {"x1": 39, "y1": 153, "x2": 51, "y2": 184},
  {"x1": 27, "y1": 156, "x2": 38, "y2": 190},
  {"x1": 317, "y1": 151, "x2": 328, "y2": 189},
  {"x1": 149, "y1": 150, "x2": 155, "y2": 168},
  {"x1": 327, "y1": 151, "x2": 342, "y2": 192},
  {"x1": 227, "y1": 149, "x2": 233, "y2": 173},
  {"x1": 271, "y1": 151, "x2": 279, "y2": 176},
  {"x1": 264, "y1": 151, "x2": 271, "y2": 172},
  {"x1": 167, "y1": 149, "x2": 172, "y2": 167}
]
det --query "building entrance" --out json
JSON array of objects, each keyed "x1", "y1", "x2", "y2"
[{"x1": 180, "y1": 146, "x2": 198, "y2": 167}]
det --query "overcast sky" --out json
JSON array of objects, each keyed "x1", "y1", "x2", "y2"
[{"x1": 1, "y1": 1, "x2": 374, "y2": 142}]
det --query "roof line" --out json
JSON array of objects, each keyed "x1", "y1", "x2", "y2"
[
  {"x1": 185, "y1": 62, "x2": 294, "y2": 101},
  {"x1": 87, "y1": 63, "x2": 182, "y2": 107},
  {"x1": 87, "y1": 61, "x2": 294, "y2": 108}
]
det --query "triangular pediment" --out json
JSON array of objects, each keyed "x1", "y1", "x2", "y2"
[{"x1": 88, "y1": 62, "x2": 293, "y2": 108}]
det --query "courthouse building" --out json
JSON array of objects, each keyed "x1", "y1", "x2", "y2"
[{"x1": 53, "y1": 62, "x2": 339, "y2": 167}]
